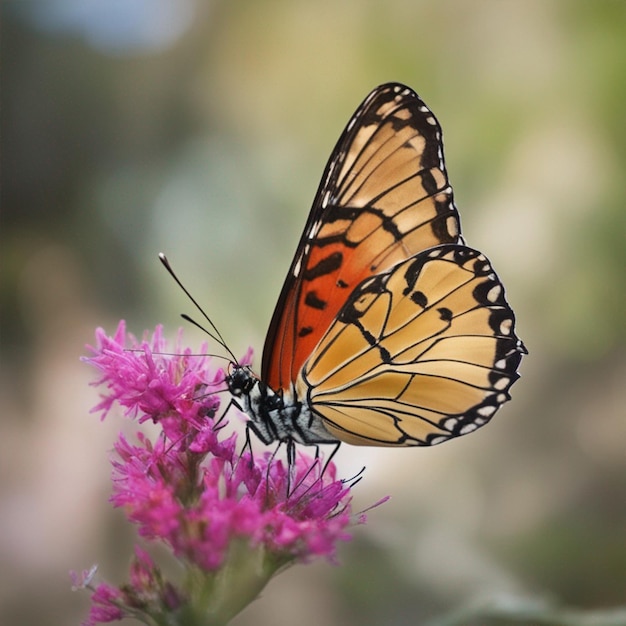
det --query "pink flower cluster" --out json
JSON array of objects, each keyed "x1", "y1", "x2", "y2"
[{"x1": 76, "y1": 321, "x2": 370, "y2": 625}]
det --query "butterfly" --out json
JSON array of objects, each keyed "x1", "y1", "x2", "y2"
[{"x1": 226, "y1": 82, "x2": 526, "y2": 449}]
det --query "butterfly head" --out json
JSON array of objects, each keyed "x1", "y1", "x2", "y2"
[{"x1": 226, "y1": 363, "x2": 258, "y2": 399}]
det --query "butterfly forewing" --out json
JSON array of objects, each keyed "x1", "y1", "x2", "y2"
[
  {"x1": 299, "y1": 245, "x2": 525, "y2": 446},
  {"x1": 262, "y1": 84, "x2": 462, "y2": 392}
]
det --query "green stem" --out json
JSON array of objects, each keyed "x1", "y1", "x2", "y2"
[{"x1": 179, "y1": 542, "x2": 294, "y2": 626}]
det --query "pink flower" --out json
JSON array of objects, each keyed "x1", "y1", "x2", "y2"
[
  {"x1": 84, "y1": 322, "x2": 222, "y2": 437},
  {"x1": 76, "y1": 322, "x2": 380, "y2": 625},
  {"x1": 82, "y1": 583, "x2": 125, "y2": 626}
]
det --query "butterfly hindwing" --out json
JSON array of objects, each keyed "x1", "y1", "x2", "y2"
[
  {"x1": 299, "y1": 245, "x2": 525, "y2": 446},
  {"x1": 262, "y1": 83, "x2": 462, "y2": 392}
]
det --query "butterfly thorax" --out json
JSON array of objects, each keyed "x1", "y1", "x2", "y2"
[{"x1": 226, "y1": 365, "x2": 338, "y2": 446}]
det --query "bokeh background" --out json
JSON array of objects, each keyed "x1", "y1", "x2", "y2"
[{"x1": 2, "y1": 1, "x2": 625, "y2": 624}]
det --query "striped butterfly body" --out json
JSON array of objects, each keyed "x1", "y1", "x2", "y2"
[{"x1": 227, "y1": 83, "x2": 526, "y2": 448}]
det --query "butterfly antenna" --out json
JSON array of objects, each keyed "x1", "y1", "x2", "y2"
[
  {"x1": 125, "y1": 347, "x2": 228, "y2": 361},
  {"x1": 179, "y1": 313, "x2": 233, "y2": 360},
  {"x1": 159, "y1": 253, "x2": 238, "y2": 363}
]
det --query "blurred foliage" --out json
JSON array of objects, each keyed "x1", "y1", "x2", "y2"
[{"x1": 2, "y1": 1, "x2": 625, "y2": 625}]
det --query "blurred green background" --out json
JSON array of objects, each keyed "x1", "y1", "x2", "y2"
[{"x1": 2, "y1": 1, "x2": 625, "y2": 625}]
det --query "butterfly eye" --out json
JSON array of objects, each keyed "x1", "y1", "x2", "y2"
[{"x1": 227, "y1": 366, "x2": 255, "y2": 397}]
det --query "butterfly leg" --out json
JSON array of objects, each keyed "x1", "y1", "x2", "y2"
[
  {"x1": 286, "y1": 438, "x2": 297, "y2": 496},
  {"x1": 262, "y1": 440, "x2": 285, "y2": 501},
  {"x1": 321, "y1": 441, "x2": 342, "y2": 477},
  {"x1": 209, "y1": 395, "x2": 242, "y2": 439},
  {"x1": 209, "y1": 398, "x2": 230, "y2": 432},
  {"x1": 242, "y1": 422, "x2": 256, "y2": 468}
]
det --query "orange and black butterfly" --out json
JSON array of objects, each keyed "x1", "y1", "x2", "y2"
[{"x1": 227, "y1": 82, "x2": 526, "y2": 448}]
